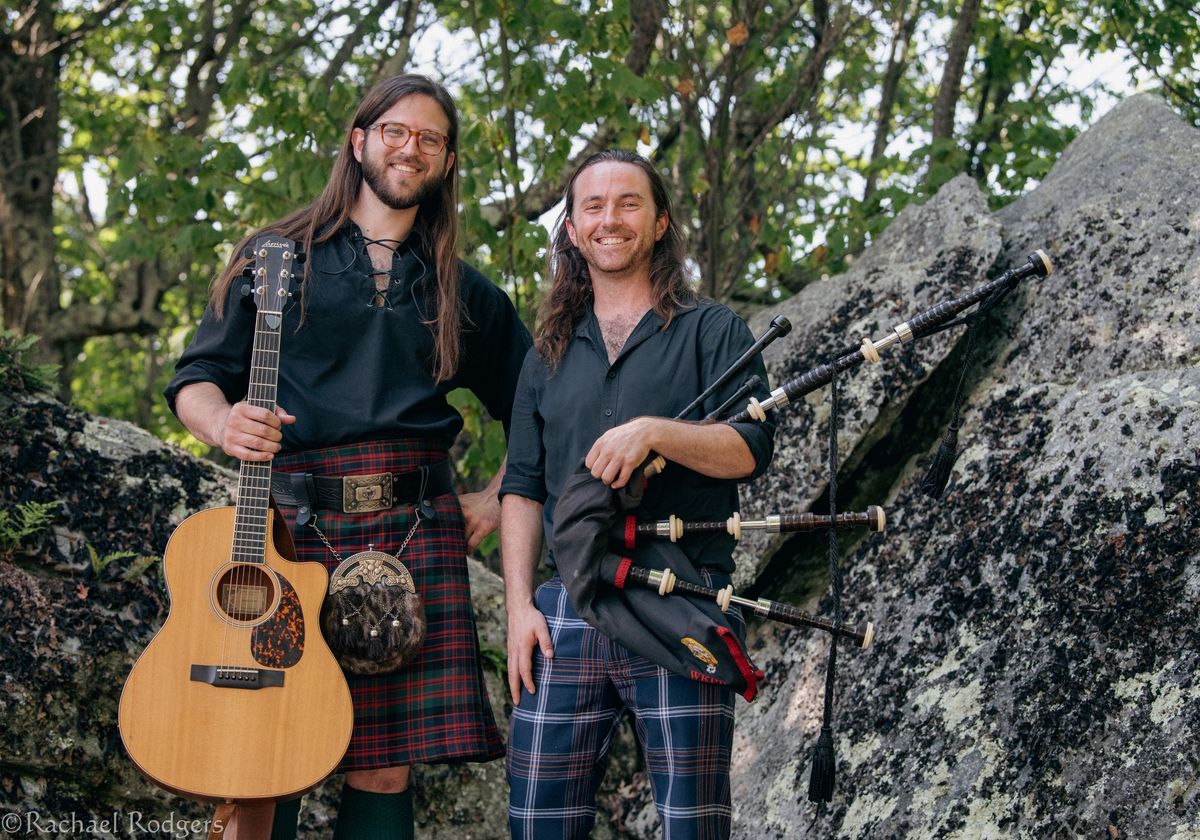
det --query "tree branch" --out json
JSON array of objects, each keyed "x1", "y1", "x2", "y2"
[
  {"x1": 931, "y1": 0, "x2": 982, "y2": 140},
  {"x1": 48, "y1": 259, "x2": 171, "y2": 342},
  {"x1": 1110, "y1": 12, "x2": 1200, "y2": 111},
  {"x1": 864, "y1": 0, "x2": 922, "y2": 204},
  {"x1": 482, "y1": 0, "x2": 668, "y2": 230},
  {"x1": 735, "y1": 4, "x2": 852, "y2": 171},
  {"x1": 317, "y1": 0, "x2": 397, "y2": 89},
  {"x1": 50, "y1": 0, "x2": 131, "y2": 53},
  {"x1": 377, "y1": 0, "x2": 423, "y2": 80}
]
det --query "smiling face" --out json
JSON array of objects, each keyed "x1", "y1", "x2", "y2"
[
  {"x1": 565, "y1": 161, "x2": 668, "y2": 284},
  {"x1": 352, "y1": 94, "x2": 456, "y2": 211}
]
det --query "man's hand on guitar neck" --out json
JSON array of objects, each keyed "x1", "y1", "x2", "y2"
[
  {"x1": 220, "y1": 401, "x2": 296, "y2": 461},
  {"x1": 175, "y1": 381, "x2": 295, "y2": 461}
]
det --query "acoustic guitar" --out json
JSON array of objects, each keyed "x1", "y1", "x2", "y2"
[{"x1": 119, "y1": 235, "x2": 353, "y2": 802}]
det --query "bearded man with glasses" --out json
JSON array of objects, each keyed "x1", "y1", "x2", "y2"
[{"x1": 165, "y1": 74, "x2": 529, "y2": 839}]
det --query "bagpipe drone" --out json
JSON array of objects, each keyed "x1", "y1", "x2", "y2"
[{"x1": 551, "y1": 250, "x2": 1054, "y2": 799}]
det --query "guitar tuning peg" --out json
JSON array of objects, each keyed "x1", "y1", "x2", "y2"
[
  {"x1": 239, "y1": 283, "x2": 255, "y2": 309},
  {"x1": 293, "y1": 251, "x2": 307, "y2": 265},
  {"x1": 240, "y1": 263, "x2": 255, "y2": 278},
  {"x1": 243, "y1": 244, "x2": 256, "y2": 260}
]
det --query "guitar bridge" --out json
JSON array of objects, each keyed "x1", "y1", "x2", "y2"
[{"x1": 190, "y1": 664, "x2": 285, "y2": 690}]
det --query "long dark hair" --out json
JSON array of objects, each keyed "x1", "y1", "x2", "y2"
[
  {"x1": 535, "y1": 149, "x2": 694, "y2": 369},
  {"x1": 210, "y1": 74, "x2": 464, "y2": 382}
]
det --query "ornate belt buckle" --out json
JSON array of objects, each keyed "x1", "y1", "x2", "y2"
[{"x1": 342, "y1": 472, "x2": 394, "y2": 513}]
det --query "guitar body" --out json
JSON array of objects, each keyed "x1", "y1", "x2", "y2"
[{"x1": 119, "y1": 506, "x2": 353, "y2": 802}]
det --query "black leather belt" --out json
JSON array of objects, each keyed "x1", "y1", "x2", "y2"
[{"x1": 270, "y1": 459, "x2": 455, "y2": 515}]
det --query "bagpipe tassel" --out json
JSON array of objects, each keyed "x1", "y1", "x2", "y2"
[
  {"x1": 920, "y1": 424, "x2": 960, "y2": 499},
  {"x1": 807, "y1": 725, "x2": 836, "y2": 803}
]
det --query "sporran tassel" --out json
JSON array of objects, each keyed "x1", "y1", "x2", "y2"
[
  {"x1": 366, "y1": 633, "x2": 386, "y2": 662},
  {"x1": 330, "y1": 601, "x2": 357, "y2": 651}
]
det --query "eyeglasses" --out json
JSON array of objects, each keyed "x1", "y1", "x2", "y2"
[{"x1": 365, "y1": 122, "x2": 450, "y2": 155}]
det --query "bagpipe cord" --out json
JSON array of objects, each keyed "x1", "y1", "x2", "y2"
[
  {"x1": 808, "y1": 364, "x2": 842, "y2": 808},
  {"x1": 919, "y1": 279, "x2": 1013, "y2": 499}
]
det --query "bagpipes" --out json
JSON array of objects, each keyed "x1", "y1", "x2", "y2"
[
  {"x1": 612, "y1": 505, "x2": 885, "y2": 546},
  {"x1": 552, "y1": 248, "x2": 1054, "y2": 797},
  {"x1": 726, "y1": 250, "x2": 1055, "y2": 427}
]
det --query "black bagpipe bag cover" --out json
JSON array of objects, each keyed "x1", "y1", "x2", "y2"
[{"x1": 551, "y1": 463, "x2": 764, "y2": 701}]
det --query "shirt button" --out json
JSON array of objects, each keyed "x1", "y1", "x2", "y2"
[
  {"x1": 606, "y1": 371, "x2": 616, "y2": 380},
  {"x1": 604, "y1": 409, "x2": 613, "y2": 417}
]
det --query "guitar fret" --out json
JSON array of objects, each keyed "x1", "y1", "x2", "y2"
[{"x1": 227, "y1": 244, "x2": 294, "y2": 565}]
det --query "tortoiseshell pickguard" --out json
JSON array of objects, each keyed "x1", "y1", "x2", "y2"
[{"x1": 251, "y1": 573, "x2": 305, "y2": 667}]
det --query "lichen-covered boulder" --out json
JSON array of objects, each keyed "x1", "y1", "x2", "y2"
[
  {"x1": 736, "y1": 173, "x2": 1003, "y2": 589},
  {"x1": 725, "y1": 94, "x2": 1199, "y2": 838},
  {"x1": 0, "y1": 393, "x2": 234, "y2": 833},
  {"x1": 0, "y1": 392, "x2": 518, "y2": 838}
]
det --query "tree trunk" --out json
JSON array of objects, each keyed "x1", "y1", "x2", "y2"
[
  {"x1": 969, "y1": 9, "x2": 1033, "y2": 178},
  {"x1": 864, "y1": 0, "x2": 922, "y2": 205},
  {"x1": 931, "y1": 0, "x2": 982, "y2": 141},
  {"x1": 0, "y1": 2, "x2": 62, "y2": 339}
]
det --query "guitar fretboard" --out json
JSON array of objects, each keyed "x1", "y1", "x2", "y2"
[{"x1": 232, "y1": 310, "x2": 282, "y2": 564}]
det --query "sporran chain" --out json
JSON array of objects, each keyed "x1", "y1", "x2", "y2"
[{"x1": 307, "y1": 506, "x2": 424, "y2": 565}]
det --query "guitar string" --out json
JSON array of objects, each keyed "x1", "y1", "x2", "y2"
[
  {"x1": 224, "y1": 254, "x2": 284, "y2": 676},
  {"x1": 246, "y1": 287, "x2": 280, "y2": 668}
]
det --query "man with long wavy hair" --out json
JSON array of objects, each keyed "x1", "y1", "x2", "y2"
[
  {"x1": 165, "y1": 74, "x2": 529, "y2": 839},
  {"x1": 499, "y1": 149, "x2": 774, "y2": 839}
]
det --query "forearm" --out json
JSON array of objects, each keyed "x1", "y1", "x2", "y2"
[
  {"x1": 174, "y1": 382, "x2": 233, "y2": 448},
  {"x1": 644, "y1": 418, "x2": 755, "y2": 479},
  {"x1": 586, "y1": 416, "x2": 756, "y2": 488},
  {"x1": 500, "y1": 494, "x2": 545, "y2": 608},
  {"x1": 459, "y1": 456, "x2": 508, "y2": 553},
  {"x1": 500, "y1": 492, "x2": 553, "y2": 700},
  {"x1": 482, "y1": 456, "x2": 507, "y2": 500}
]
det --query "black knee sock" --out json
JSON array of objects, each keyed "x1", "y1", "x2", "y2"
[
  {"x1": 269, "y1": 797, "x2": 302, "y2": 840},
  {"x1": 332, "y1": 785, "x2": 414, "y2": 840}
]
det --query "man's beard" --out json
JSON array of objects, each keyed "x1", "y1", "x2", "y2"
[{"x1": 361, "y1": 152, "x2": 444, "y2": 210}]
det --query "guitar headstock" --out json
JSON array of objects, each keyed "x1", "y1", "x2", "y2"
[{"x1": 241, "y1": 235, "x2": 302, "y2": 316}]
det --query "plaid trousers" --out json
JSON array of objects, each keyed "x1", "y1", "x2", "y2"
[{"x1": 507, "y1": 574, "x2": 740, "y2": 840}]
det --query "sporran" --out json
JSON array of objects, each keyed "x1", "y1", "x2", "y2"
[{"x1": 314, "y1": 507, "x2": 428, "y2": 675}]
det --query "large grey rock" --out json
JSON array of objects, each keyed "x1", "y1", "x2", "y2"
[
  {"x1": 736, "y1": 174, "x2": 1003, "y2": 588},
  {"x1": 726, "y1": 94, "x2": 1200, "y2": 838},
  {"x1": 994, "y1": 92, "x2": 1199, "y2": 387},
  {"x1": 0, "y1": 394, "x2": 234, "y2": 835}
]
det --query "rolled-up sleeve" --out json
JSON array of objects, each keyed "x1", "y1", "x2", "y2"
[
  {"x1": 460, "y1": 267, "x2": 533, "y2": 437},
  {"x1": 498, "y1": 349, "x2": 549, "y2": 503},
  {"x1": 164, "y1": 287, "x2": 255, "y2": 417}
]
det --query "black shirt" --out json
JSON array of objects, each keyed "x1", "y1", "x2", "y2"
[
  {"x1": 165, "y1": 223, "x2": 532, "y2": 451},
  {"x1": 500, "y1": 299, "x2": 775, "y2": 573}
]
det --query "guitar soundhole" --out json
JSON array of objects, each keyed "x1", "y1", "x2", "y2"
[{"x1": 216, "y1": 565, "x2": 277, "y2": 622}]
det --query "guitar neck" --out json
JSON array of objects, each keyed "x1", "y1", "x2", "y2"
[{"x1": 232, "y1": 309, "x2": 283, "y2": 564}]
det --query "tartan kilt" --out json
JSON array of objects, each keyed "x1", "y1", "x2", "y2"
[{"x1": 273, "y1": 437, "x2": 505, "y2": 771}]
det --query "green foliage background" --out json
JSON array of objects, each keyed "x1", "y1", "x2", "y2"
[{"x1": 5, "y1": 1, "x2": 1198, "y2": 536}]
